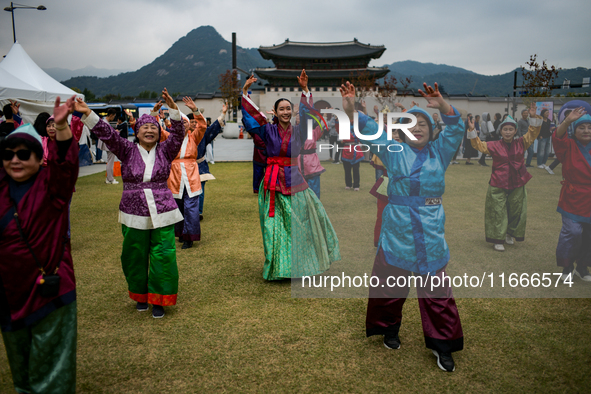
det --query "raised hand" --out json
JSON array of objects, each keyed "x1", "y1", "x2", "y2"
[
  {"x1": 153, "y1": 100, "x2": 163, "y2": 113},
  {"x1": 467, "y1": 116, "x2": 475, "y2": 130},
  {"x1": 528, "y1": 102, "x2": 538, "y2": 119},
  {"x1": 339, "y1": 81, "x2": 356, "y2": 118},
  {"x1": 162, "y1": 88, "x2": 177, "y2": 110},
  {"x1": 418, "y1": 82, "x2": 450, "y2": 114},
  {"x1": 183, "y1": 96, "x2": 197, "y2": 111},
  {"x1": 9, "y1": 100, "x2": 20, "y2": 115},
  {"x1": 411, "y1": 100, "x2": 420, "y2": 108},
  {"x1": 243, "y1": 75, "x2": 257, "y2": 95},
  {"x1": 394, "y1": 102, "x2": 405, "y2": 110},
  {"x1": 124, "y1": 109, "x2": 135, "y2": 121},
  {"x1": 74, "y1": 97, "x2": 91, "y2": 116},
  {"x1": 221, "y1": 101, "x2": 228, "y2": 115},
  {"x1": 53, "y1": 95, "x2": 76, "y2": 125},
  {"x1": 297, "y1": 69, "x2": 309, "y2": 92},
  {"x1": 565, "y1": 106, "x2": 587, "y2": 124}
]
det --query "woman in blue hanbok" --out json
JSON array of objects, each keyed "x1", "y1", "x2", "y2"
[{"x1": 339, "y1": 82, "x2": 464, "y2": 372}]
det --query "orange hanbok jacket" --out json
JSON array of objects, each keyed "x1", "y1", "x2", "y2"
[{"x1": 161, "y1": 112, "x2": 207, "y2": 198}]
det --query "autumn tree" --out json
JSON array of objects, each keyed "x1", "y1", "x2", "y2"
[
  {"x1": 219, "y1": 69, "x2": 240, "y2": 121},
  {"x1": 348, "y1": 70, "x2": 377, "y2": 100},
  {"x1": 376, "y1": 74, "x2": 413, "y2": 108},
  {"x1": 520, "y1": 54, "x2": 561, "y2": 98}
]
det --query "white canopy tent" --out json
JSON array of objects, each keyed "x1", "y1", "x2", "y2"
[{"x1": 0, "y1": 41, "x2": 83, "y2": 123}]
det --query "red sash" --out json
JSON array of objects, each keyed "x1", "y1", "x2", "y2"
[{"x1": 264, "y1": 156, "x2": 293, "y2": 217}]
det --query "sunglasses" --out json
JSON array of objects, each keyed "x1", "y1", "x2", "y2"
[{"x1": 2, "y1": 149, "x2": 32, "y2": 161}]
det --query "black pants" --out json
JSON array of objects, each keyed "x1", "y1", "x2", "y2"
[
  {"x1": 478, "y1": 152, "x2": 487, "y2": 165},
  {"x1": 343, "y1": 161, "x2": 360, "y2": 188}
]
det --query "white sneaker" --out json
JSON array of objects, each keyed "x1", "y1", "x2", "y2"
[
  {"x1": 111, "y1": 179, "x2": 119, "y2": 184},
  {"x1": 494, "y1": 244, "x2": 505, "y2": 252},
  {"x1": 537, "y1": 165, "x2": 545, "y2": 169},
  {"x1": 574, "y1": 269, "x2": 591, "y2": 282},
  {"x1": 505, "y1": 235, "x2": 514, "y2": 245},
  {"x1": 544, "y1": 165, "x2": 555, "y2": 175}
]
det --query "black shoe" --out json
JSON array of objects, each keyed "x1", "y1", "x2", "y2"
[
  {"x1": 199, "y1": 214, "x2": 203, "y2": 221},
  {"x1": 432, "y1": 349, "x2": 455, "y2": 372},
  {"x1": 480, "y1": 163, "x2": 489, "y2": 167},
  {"x1": 465, "y1": 162, "x2": 474, "y2": 165},
  {"x1": 181, "y1": 241, "x2": 193, "y2": 249},
  {"x1": 525, "y1": 165, "x2": 533, "y2": 168},
  {"x1": 136, "y1": 302, "x2": 149, "y2": 312},
  {"x1": 383, "y1": 334, "x2": 401, "y2": 350},
  {"x1": 152, "y1": 305, "x2": 165, "y2": 318}
]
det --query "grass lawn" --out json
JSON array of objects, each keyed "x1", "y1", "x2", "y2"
[{"x1": 1, "y1": 159, "x2": 590, "y2": 393}]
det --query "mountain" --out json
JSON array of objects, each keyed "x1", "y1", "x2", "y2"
[
  {"x1": 384, "y1": 65, "x2": 590, "y2": 96},
  {"x1": 385, "y1": 60, "x2": 475, "y2": 77},
  {"x1": 43, "y1": 66, "x2": 131, "y2": 82},
  {"x1": 62, "y1": 26, "x2": 271, "y2": 97}
]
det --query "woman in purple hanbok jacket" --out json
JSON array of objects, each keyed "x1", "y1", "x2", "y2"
[{"x1": 76, "y1": 89, "x2": 184, "y2": 319}]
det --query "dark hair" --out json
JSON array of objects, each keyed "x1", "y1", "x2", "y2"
[
  {"x1": 399, "y1": 113, "x2": 433, "y2": 144},
  {"x1": 274, "y1": 98, "x2": 292, "y2": 112},
  {"x1": 2, "y1": 104, "x2": 13, "y2": 120},
  {"x1": 521, "y1": 109, "x2": 529, "y2": 114},
  {"x1": 475, "y1": 115, "x2": 480, "y2": 120},
  {"x1": 33, "y1": 112, "x2": 51, "y2": 137},
  {"x1": 107, "y1": 108, "x2": 117, "y2": 117},
  {"x1": 540, "y1": 108, "x2": 549, "y2": 117},
  {"x1": 187, "y1": 113, "x2": 195, "y2": 120},
  {"x1": 0, "y1": 137, "x2": 43, "y2": 162},
  {"x1": 495, "y1": 113, "x2": 501, "y2": 120}
]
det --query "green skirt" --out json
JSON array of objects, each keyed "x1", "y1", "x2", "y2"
[{"x1": 259, "y1": 187, "x2": 340, "y2": 280}]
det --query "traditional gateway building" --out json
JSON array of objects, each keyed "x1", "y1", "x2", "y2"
[
  {"x1": 175, "y1": 39, "x2": 533, "y2": 138},
  {"x1": 254, "y1": 39, "x2": 390, "y2": 88}
]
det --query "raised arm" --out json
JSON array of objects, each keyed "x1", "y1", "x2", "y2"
[
  {"x1": 76, "y1": 98, "x2": 132, "y2": 159},
  {"x1": 47, "y1": 95, "x2": 79, "y2": 203},
  {"x1": 466, "y1": 117, "x2": 490, "y2": 154},
  {"x1": 556, "y1": 106, "x2": 586, "y2": 139},
  {"x1": 241, "y1": 75, "x2": 268, "y2": 137},
  {"x1": 159, "y1": 88, "x2": 185, "y2": 162},
  {"x1": 52, "y1": 95, "x2": 75, "y2": 141},
  {"x1": 522, "y1": 103, "x2": 543, "y2": 149}
]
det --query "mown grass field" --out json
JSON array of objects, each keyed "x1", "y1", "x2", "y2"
[{"x1": 1, "y1": 160, "x2": 590, "y2": 393}]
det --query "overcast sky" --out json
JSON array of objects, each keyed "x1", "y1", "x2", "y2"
[{"x1": 1, "y1": 0, "x2": 590, "y2": 76}]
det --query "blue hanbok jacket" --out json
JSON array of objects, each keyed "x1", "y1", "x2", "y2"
[{"x1": 357, "y1": 107, "x2": 464, "y2": 274}]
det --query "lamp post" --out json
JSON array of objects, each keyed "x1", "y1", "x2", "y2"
[{"x1": 3, "y1": 2, "x2": 47, "y2": 43}]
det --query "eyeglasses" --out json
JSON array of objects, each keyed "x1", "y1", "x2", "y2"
[{"x1": 2, "y1": 149, "x2": 32, "y2": 161}]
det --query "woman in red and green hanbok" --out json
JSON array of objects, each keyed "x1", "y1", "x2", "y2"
[
  {"x1": 241, "y1": 71, "x2": 340, "y2": 280},
  {"x1": 78, "y1": 89, "x2": 184, "y2": 318},
  {"x1": 467, "y1": 104, "x2": 542, "y2": 252}
]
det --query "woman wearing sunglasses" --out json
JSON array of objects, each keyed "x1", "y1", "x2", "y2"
[{"x1": 0, "y1": 96, "x2": 79, "y2": 393}]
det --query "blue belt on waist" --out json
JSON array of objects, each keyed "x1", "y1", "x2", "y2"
[{"x1": 388, "y1": 195, "x2": 443, "y2": 207}]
